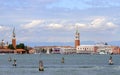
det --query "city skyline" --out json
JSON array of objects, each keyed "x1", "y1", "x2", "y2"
[{"x1": 0, "y1": 0, "x2": 120, "y2": 46}]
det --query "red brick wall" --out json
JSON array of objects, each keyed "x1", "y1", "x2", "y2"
[
  {"x1": 75, "y1": 40, "x2": 80, "y2": 48},
  {"x1": 12, "y1": 39, "x2": 16, "y2": 49}
]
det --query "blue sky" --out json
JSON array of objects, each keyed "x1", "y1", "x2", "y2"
[{"x1": 0, "y1": 0, "x2": 120, "y2": 46}]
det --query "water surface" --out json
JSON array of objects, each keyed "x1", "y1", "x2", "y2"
[{"x1": 0, "y1": 54, "x2": 120, "y2": 75}]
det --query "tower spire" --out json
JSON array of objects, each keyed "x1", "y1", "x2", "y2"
[
  {"x1": 12, "y1": 27, "x2": 16, "y2": 49},
  {"x1": 13, "y1": 27, "x2": 15, "y2": 38},
  {"x1": 75, "y1": 25, "x2": 80, "y2": 48},
  {"x1": 76, "y1": 25, "x2": 79, "y2": 34}
]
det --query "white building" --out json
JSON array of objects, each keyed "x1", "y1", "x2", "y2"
[
  {"x1": 60, "y1": 47, "x2": 76, "y2": 54},
  {"x1": 96, "y1": 45, "x2": 112, "y2": 54},
  {"x1": 76, "y1": 44, "x2": 113, "y2": 54},
  {"x1": 52, "y1": 48, "x2": 61, "y2": 54},
  {"x1": 76, "y1": 45, "x2": 96, "y2": 54}
]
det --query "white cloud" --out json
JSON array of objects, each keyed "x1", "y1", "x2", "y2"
[
  {"x1": 47, "y1": 23, "x2": 63, "y2": 29},
  {"x1": 70, "y1": 17, "x2": 119, "y2": 32},
  {"x1": 75, "y1": 23, "x2": 87, "y2": 28},
  {"x1": 89, "y1": 17, "x2": 118, "y2": 30},
  {"x1": 21, "y1": 20, "x2": 44, "y2": 29},
  {"x1": 106, "y1": 22, "x2": 117, "y2": 28},
  {"x1": 43, "y1": 17, "x2": 118, "y2": 32},
  {"x1": 91, "y1": 17, "x2": 105, "y2": 28},
  {"x1": 0, "y1": 25, "x2": 10, "y2": 31}
]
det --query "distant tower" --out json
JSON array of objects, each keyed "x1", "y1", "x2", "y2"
[
  {"x1": 12, "y1": 27, "x2": 16, "y2": 49},
  {"x1": 1, "y1": 39, "x2": 5, "y2": 48},
  {"x1": 75, "y1": 26, "x2": 80, "y2": 48}
]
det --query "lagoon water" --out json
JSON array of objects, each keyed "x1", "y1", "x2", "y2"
[{"x1": 0, "y1": 54, "x2": 120, "y2": 75}]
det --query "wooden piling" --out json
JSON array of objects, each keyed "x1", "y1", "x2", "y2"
[
  {"x1": 39, "y1": 60, "x2": 44, "y2": 71},
  {"x1": 13, "y1": 59, "x2": 17, "y2": 66},
  {"x1": 61, "y1": 57, "x2": 64, "y2": 63}
]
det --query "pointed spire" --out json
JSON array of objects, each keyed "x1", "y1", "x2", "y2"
[
  {"x1": 13, "y1": 27, "x2": 15, "y2": 38},
  {"x1": 76, "y1": 25, "x2": 80, "y2": 36},
  {"x1": 76, "y1": 25, "x2": 79, "y2": 34},
  {"x1": 75, "y1": 25, "x2": 80, "y2": 48}
]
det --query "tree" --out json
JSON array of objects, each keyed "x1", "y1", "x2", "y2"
[
  {"x1": 8, "y1": 44, "x2": 15, "y2": 50},
  {"x1": 16, "y1": 43, "x2": 25, "y2": 49}
]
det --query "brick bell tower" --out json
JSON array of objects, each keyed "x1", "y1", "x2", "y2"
[
  {"x1": 75, "y1": 26, "x2": 80, "y2": 48},
  {"x1": 12, "y1": 27, "x2": 16, "y2": 49}
]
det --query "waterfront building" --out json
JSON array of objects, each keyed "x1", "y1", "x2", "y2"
[
  {"x1": 60, "y1": 47, "x2": 76, "y2": 54},
  {"x1": 34, "y1": 46, "x2": 74, "y2": 54},
  {"x1": 76, "y1": 45, "x2": 96, "y2": 54},
  {"x1": 111, "y1": 46, "x2": 120, "y2": 54},
  {"x1": 76, "y1": 44, "x2": 120, "y2": 54},
  {"x1": 52, "y1": 48, "x2": 61, "y2": 54},
  {"x1": 0, "y1": 40, "x2": 8, "y2": 49},
  {"x1": 14, "y1": 49, "x2": 26, "y2": 54},
  {"x1": 29, "y1": 48, "x2": 36, "y2": 54},
  {"x1": 34, "y1": 46, "x2": 58, "y2": 54},
  {"x1": 96, "y1": 45, "x2": 112, "y2": 54}
]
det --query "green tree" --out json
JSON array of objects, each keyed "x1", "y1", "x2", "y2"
[
  {"x1": 8, "y1": 44, "x2": 15, "y2": 50},
  {"x1": 16, "y1": 43, "x2": 25, "y2": 49}
]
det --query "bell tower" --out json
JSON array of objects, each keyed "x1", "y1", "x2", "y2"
[
  {"x1": 75, "y1": 26, "x2": 80, "y2": 48},
  {"x1": 12, "y1": 27, "x2": 16, "y2": 49}
]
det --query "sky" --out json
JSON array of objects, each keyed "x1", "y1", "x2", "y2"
[{"x1": 0, "y1": 0, "x2": 120, "y2": 46}]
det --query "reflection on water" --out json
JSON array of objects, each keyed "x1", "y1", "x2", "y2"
[{"x1": 0, "y1": 54, "x2": 120, "y2": 75}]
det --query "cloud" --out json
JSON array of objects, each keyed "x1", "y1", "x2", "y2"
[
  {"x1": 21, "y1": 20, "x2": 44, "y2": 29},
  {"x1": 106, "y1": 22, "x2": 117, "y2": 28},
  {"x1": 46, "y1": 23, "x2": 63, "y2": 29},
  {"x1": 75, "y1": 23, "x2": 87, "y2": 28},
  {"x1": 84, "y1": 0, "x2": 120, "y2": 8},
  {"x1": 91, "y1": 18, "x2": 105, "y2": 28},
  {"x1": 73, "y1": 17, "x2": 118, "y2": 32},
  {"x1": 0, "y1": 25, "x2": 10, "y2": 31},
  {"x1": 90, "y1": 17, "x2": 118, "y2": 30}
]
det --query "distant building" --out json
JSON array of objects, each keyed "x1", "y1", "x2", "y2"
[
  {"x1": 52, "y1": 48, "x2": 61, "y2": 54},
  {"x1": 111, "y1": 46, "x2": 120, "y2": 54},
  {"x1": 34, "y1": 46, "x2": 74, "y2": 54},
  {"x1": 60, "y1": 47, "x2": 76, "y2": 54},
  {"x1": 76, "y1": 44, "x2": 120, "y2": 54},
  {"x1": 12, "y1": 27, "x2": 16, "y2": 49},
  {"x1": 14, "y1": 49, "x2": 26, "y2": 54},
  {"x1": 75, "y1": 26, "x2": 80, "y2": 48},
  {"x1": 96, "y1": 45, "x2": 112, "y2": 54},
  {"x1": 76, "y1": 45, "x2": 96, "y2": 54}
]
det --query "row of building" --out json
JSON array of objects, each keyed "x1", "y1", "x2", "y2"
[
  {"x1": 0, "y1": 27, "x2": 120, "y2": 54},
  {"x1": 34, "y1": 27, "x2": 120, "y2": 54},
  {"x1": 34, "y1": 44, "x2": 120, "y2": 54}
]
